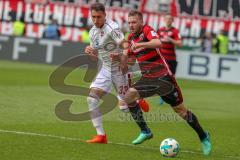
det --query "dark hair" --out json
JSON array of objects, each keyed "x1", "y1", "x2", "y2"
[
  {"x1": 128, "y1": 10, "x2": 143, "y2": 20},
  {"x1": 90, "y1": 3, "x2": 105, "y2": 12}
]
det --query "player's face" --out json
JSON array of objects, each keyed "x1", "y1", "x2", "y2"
[
  {"x1": 91, "y1": 10, "x2": 106, "y2": 28},
  {"x1": 164, "y1": 15, "x2": 173, "y2": 27},
  {"x1": 128, "y1": 15, "x2": 143, "y2": 34}
]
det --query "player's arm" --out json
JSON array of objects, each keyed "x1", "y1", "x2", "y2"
[
  {"x1": 132, "y1": 38, "x2": 161, "y2": 50},
  {"x1": 165, "y1": 37, "x2": 182, "y2": 47},
  {"x1": 109, "y1": 28, "x2": 127, "y2": 62},
  {"x1": 85, "y1": 30, "x2": 98, "y2": 59},
  {"x1": 132, "y1": 27, "x2": 161, "y2": 50},
  {"x1": 164, "y1": 29, "x2": 182, "y2": 47}
]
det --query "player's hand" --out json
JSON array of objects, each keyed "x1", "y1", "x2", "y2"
[
  {"x1": 131, "y1": 42, "x2": 144, "y2": 52},
  {"x1": 85, "y1": 45, "x2": 94, "y2": 55},
  {"x1": 85, "y1": 45, "x2": 98, "y2": 60},
  {"x1": 110, "y1": 52, "x2": 120, "y2": 62}
]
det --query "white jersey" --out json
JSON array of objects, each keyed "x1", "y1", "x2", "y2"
[{"x1": 89, "y1": 19, "x2": 124, "y2": 72}]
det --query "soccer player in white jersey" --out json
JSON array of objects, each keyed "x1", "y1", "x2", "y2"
[{"x1": 84, "y1": 3, "x2": 131, "y2": 144}]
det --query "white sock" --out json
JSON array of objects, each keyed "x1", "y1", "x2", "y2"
[{"x1": 87, "y1": 96, "x2": 105, "y2": 135}]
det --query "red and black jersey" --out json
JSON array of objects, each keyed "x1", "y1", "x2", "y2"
[
  {"x1": 128, "y1": 25, "x2": 171, "y2": 78},
  {"x1": 157, "y1": 27, "x2": 181, "y2": 61}
]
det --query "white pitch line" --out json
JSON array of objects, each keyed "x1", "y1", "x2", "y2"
[{"x1": 0, "y1": 129, "x2": 240, "y2": 160}]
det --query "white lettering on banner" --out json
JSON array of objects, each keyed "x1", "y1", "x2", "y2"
[
  {"x1": 212, "y1": 21, "x2": 224, "y2": 34},
  {"x1": 38, "y1": 24, "x2": 45, "y2": 38},
  {"x1": 53, "y1": 5, "x2": 64, "y2": 25},
  {"x1": 26, "y1": 24, "x2": 38, "y2": 38},
  {"x1": 25, "y1": 4, "x2": 33, "y2": 23},
  {"x1": 206, "y1": 20, "x2": 213, "y2": 33},
  {"x1": 25, "y1": 24, "x2": 45, "y2": 38},
  {"x1": 1, "y1": 22, "x2": 13, "y2": 35},
  {"x1": 75, "y1": 8, "x2": 83, "y2": 27},
  {"x1": 3, "y1": 1, "x2": 12, "y2": 21},
  {"x1": 13, "y1": 37, "x2": 35, "y2": 60},
  {"x1": 64, "y1": 6, "x2": 75, "y2": 26},
  {"x1": 0, "y1": 36, "x2": 9, "y2": 50},
  {"x1": 228, "y1": 22, "x2": 236, "y2": 41},
  {"x1": 190, "y1": 19, "x2": 201, "y2": 37},
  {"x1": 39, "y1": 40, "x2": 62, "y2": 63},
  {"x1": 176, "y1": 51, "x2": 240, "y2": 84},
  {"x1": 16, "y1": 2, "x2": 23, "y2": 20},
  {"x1": 44, "y1": 5, "x2": 52, "y2": 24},
  {"x1": 179, "y1": 18, "x2": 190, "y2": 37},
  {"x1": 33, "y1": 4, "x2": 44, "y2": 23}
]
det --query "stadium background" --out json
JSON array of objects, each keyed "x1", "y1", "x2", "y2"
[{"x1": 0, "y1": 0, "x2": 240, "y2": 160}]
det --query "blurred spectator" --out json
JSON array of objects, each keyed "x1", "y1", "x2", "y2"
[
  {"x1": 13, "y1": 17, "x2": 25, "y2": 36},
  {"x1": 157, "y1": 13, "x2": 182, "y2": 75},
  {"x1": 201, "y1": 32, "x2": 213, "y2": 54},
  {"x1": 43, "y1": 19, "x2": 61, "y2": 40},
  {"x1": 215, "y1": 30, "x2": 229, "y2": 54}
]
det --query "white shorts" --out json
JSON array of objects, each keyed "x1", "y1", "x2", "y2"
[{"x1": 90, "y1": 67, "x2": 131, "y2": 101}]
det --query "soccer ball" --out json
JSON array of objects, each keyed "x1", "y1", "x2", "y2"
[{"x1": 160, "y1": 138, "x2": 180, "y2": 157}]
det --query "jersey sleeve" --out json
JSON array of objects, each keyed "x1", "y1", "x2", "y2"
[
  {"x1": 144, "y1": 25, "x2": 159, "y2": 41},
  {"x1": 110, "y1": 27, "x2": 125, "y2": 44}
]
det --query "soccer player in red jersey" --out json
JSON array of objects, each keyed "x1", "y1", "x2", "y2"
[
  {"x1": 120, "y1": 10, "x2": 211, "y2": 155},
  {"x1": 157, "y1": 14, "x2": 182, "y2": 105}
]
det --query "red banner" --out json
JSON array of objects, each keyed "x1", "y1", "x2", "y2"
[{"x1": 0, "y1": 0, "x2": 240, "y2": 52}]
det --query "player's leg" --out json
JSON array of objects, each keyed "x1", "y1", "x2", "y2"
[
  {"x1": 86, "y1": 88, "x2": 107, "y2": 143},
  {"x1": 124, "y1": 87, "x2": 153, "y2": 144},
  {"x1": 86, "y1": 68, "x2": 112, "y2": 144},
  {"x1": 160, "y1": 75, "x2": 211, "y2": 155},
  {"x1": 172, "y1": 103, "x2": 211, "y2": 155}
]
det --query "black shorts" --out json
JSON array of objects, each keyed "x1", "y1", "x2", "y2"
[
  {"x1": 132, "y1": 74, "x2": 183, "y2": 107},
  {"x1": 167, "y1": 60, "x2": 177, "y2": 75}
]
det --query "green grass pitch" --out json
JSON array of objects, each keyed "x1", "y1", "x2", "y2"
[{"x1": 0, "y1": 60, "x2": 240, "y2": 160}]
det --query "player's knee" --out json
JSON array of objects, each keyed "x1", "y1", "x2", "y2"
[
  {"x1": 87, "y1": 96, "x2": 99, "y2": 111},
  {"x1": 124, "y1": 88, "x2": 138, "y2": 104}
]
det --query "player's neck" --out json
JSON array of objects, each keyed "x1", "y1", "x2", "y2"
[{"x1": 166, "y1": 25, "x2": 172, "y2": 29}]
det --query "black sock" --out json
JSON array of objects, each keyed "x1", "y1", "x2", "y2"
[
  {"x1": 184, "y1": 110, "x2": 207, "y2": 141},
  {"x1": 129, "y1": 102, "x2": 151, "y2": 133}
]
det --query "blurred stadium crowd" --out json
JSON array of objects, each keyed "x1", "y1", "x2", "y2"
[{"x1": 1, "y1": 0, "x2": 240, "y2": 54}]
